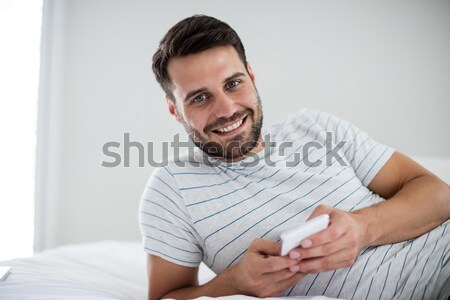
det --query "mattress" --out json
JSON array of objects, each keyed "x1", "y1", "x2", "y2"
[{"x1": 0, "y1": 240, "x2": 340, "y2": 300}]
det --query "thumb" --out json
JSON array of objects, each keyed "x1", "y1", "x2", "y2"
[
  {"x1": 307, "y1": 204, "x2": 333, "y2": 221},
  {"x1": 250, "y1": 238, "x2": 282, "y2": 256}
]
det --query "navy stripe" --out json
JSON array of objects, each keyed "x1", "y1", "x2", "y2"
[
  {"x1": 351, "y1": 247, "x2": 379, "y2": 299},
  {"x1": 324, "y1": 113, "x2": 331, "y2": 132},
  {"x1": 393, "y1": 240, "x2": 415, "y2": 295},
  {"x1": 179, "y1": 164, "x2": 264, "y2": 190},
  {"x1": 361, "y1": 147, "x2": 390, "y2": 183},
  {"x1": 336, "y1": 246, "x2": 372, "y2": 298},
  {"x1": 173, "y1": 170, "x2": 226, "y2": 175},
  {"x1": 286, "y1": 284, "x2": 296, "y2": 296},
  {"x1": 349, "y1": 192, "x2": 373, "y2": 212},
  {"x1": 148, "y1": 187, "x2": 181, "y2": 207},
  {"x1": 256, "y1": 168, "x2": 281, "y2": 184},
  {"x1": 143, "y1": 199, "x2": 197, "y2": 232},
  {"x1": 354, "y1": 144, "x2": 377, "y2": 172},
  {"x1": 140, "y1": 211, "x2": 191, "y2": 235},
  {"x1": 152, "y1": 174, "x2": 182, "y2": 198},
  {"x1": 341, "y1": 121, "x2": 353, "y2": 142},
  {"x1": 438, "y1": 226, "x2": 450, "y2": 268},
  {"x1": 364, "y1": 244, "x2": 394, "y2": 300},
  {"x1": 305, "y1": 273, "x2": 321, "y2": 295},
  {"x1": 258, "y1": 171, "x2": 353, "y2": 240},
  {"x1": 378, "y1": 241, "x2": 410, "y2": 300},
  {"x1": 315, "y1": 110, "x2": 321, "y2": 122},
  {"x1": 332, "y1": 184, "x2": 363, "y2": 207},
  {"x1": 194, "y1": 171, "x2": 298, "y2": 224},
  {"x1": 410, "y1": 227, "x2": 445, "y2": 299},
  {"x1": 347, "y1": 135, "x2": 370, "y2": 164},
  {"x1": 421, "y1": 224, "x2": 449, "y2": 299},
  {"x1": 271, "y1": 125, "x2": 322, "y2": 165},
  {"x1": 140, "y1": 223, "x2": 190, "y2": 242},
  {"x1": 343, "y1": 131, "x2": 364, "y2": 157},
  {"x1": 333, "y1": 118, "x2": 343, "y2": 143},
  {"x1": 144, "y1": 247, "x2": 199, "y2": 265},
  {"x1": 396, "y1": 232, "x2": 431, "y2": 298},
  {"x1": 163, "y1": 166, "x2": 174, "y2": 177},
  {"x1": 179, "y1": 174, "x2": 241, "y2": 190},
  {"x1": 226, "y1": 168, "x2": 353, "y2": 268},
  {"x1": 206, "y1": 173, "x2": 316, "y2": 245},
  {"x1": 186, "y1": 181, "x2": 252, "y2": 207},
  {"x1": 378, "y1": 259, "x2": 393, "y2": 300},
  {"x1": 214, "y1": 175, "x2": 339, "y2": 268},
  {"x1": 146, "y1": 235, "x2": 201, "y2": 254},
  {"x1": 322, "y1": 270, "x2": 338, "y2": 295}
]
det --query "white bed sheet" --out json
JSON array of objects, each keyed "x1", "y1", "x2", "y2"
[
  {"x1": 0, "y1": 241, "x2": 342, "y2": 300},
  {"x1": 0, "y1": 241, "x2": 147, "y2": 300}
]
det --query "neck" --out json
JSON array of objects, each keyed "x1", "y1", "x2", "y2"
[{"x1": 218, "y1": 135, "x2": 264, "y2": 163}]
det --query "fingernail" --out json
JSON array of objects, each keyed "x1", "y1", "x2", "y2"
[
  {"x1": 290, "y1": 265, "x2": 300, "y2": 272},
  {"x1": 302, "y1": 239, "x2": 312, "y2": 248},
  {"x1": 290, "y1": 251, "x2": 301, "y2": 259}
]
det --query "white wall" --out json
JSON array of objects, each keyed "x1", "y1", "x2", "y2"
[{"x1": 37, "y1": 0, "x2": 450, "y2": 250}]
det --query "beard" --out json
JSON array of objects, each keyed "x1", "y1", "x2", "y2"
[{"x1": 182, "y1": 94, "x2": 263, "y2": 160}]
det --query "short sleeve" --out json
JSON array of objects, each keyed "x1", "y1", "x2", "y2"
[
  {"x1": 306, "y1": 109, "x2": 395, "y2": 186},
  {"x1": 138, "y1": 166, "x2": 202, "y2": 267}
]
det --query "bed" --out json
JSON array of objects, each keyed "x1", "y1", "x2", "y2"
[
  {"x1": 0, "y1": 240, "x2": 339, "y2": 300},
  {"x1": 1, "y1": 157, "x2": 448, "y2": 300}
]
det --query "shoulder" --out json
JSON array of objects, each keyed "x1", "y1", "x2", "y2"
[{"x1": 264, "y1": 108, "x2": 343, "y2": 140}]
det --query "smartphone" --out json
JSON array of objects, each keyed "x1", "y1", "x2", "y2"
[{"x1": 0, "y1": 266, "x2": 11, "y2": 281}]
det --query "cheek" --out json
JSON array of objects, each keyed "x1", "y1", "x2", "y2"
[
  {"x1": 184, "y1": 112, "x2": 208, "y2": 132},
  {"x1": 239, "y1": 87, "x2": 258, "y2": 106}
]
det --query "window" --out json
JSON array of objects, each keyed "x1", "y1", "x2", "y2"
[{"x1": 0, "y1": 0, "x2": 43, "y2": 261}]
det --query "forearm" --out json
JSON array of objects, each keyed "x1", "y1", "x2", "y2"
[
  {"x1": 160, "y1": 239, "x2": 303, "y2": 299},
  {"x1": 354, "y1": 174, "x2": 450, "y2": 247},
  {"x1": 162, "y1": 267, "x2": 240, "y2": 299}
]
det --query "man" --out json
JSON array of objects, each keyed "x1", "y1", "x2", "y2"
[{"x1": 139, "y1": 15, "x2": 450, "y2": 300}]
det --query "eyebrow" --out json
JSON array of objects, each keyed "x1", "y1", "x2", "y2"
[{"x1": 183, "y1": 72, "x2": 246, "y2": 103}]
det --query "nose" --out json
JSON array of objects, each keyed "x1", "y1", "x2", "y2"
[{"x1": 213, "y1": 91, "x2": 237, "y2": 119}]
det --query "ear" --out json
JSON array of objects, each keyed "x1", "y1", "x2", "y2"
[
  {"x1": 165, "y1": 95, "x2": 183, "y2": 124},
  {"x1": 246, "y1": 62, "x2": 256, "y2": 82}
]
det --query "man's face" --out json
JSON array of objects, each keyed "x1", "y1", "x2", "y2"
[{"x1": 166, "y1": 46, "x2": 263, "y2": 161}]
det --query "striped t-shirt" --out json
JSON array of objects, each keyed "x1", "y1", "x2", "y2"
[{"x1": 139, "y1": 109, "x2": 450, "y2": 299}]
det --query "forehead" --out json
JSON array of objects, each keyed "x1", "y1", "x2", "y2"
[{"x1": 167, "y1": 46, "x2": 247, "y2": 95}]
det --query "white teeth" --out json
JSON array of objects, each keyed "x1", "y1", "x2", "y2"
[{"x1": 216, "y1": 119, "x2": 244, "y2": 133}]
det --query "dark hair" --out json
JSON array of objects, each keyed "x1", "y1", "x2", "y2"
[{"x1": 152, "y1": 15, "x2": 248, "y2": 101}]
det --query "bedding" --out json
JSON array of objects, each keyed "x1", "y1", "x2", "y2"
[
  {"x1": 0, "y1": 240, "x2": 340, "y2": 300},
  {"x1": 1, "y1": 157, "x2": 446, "y2": 299}
]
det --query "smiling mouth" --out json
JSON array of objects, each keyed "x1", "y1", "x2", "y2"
[{"x1": 212, "y1": 116, "x2": 247, "y2": 135}]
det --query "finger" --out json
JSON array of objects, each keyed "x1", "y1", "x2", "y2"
[
  {"x1": 250, "y1": 238, "x2": 282, "y2": 256},
  {"x1": 301, "y1": 219, "x2": 345, "y2": 249},
  {"x1": 289, "y1": 227, "x2": 345, "y2": 260},
  {"x1": 298, "y1": 248, "x2": 357, "y2": 273},
  {"x1": 261, "y1": 267, "x2": 300, "y2": 283},
  {"x1": 276, "y1": 272, "x2": 305, "y2": 292},
  {"x1": 261, "y1": 272, "x2": 305, "y2": 297},
  {"x1": 306, "y1": 204, "x2": 333, "y2": 221},
  {"x1": 258, "y1": 255, "x2": 299, "y2": 273}
]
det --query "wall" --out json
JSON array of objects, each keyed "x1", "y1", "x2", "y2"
[{"x1": 36, "y1": 0, "x2": 450, "y2": 250}]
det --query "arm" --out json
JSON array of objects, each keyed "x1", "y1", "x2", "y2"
[
  {"x1": 148, "y1": 239, "x2": 304, "y2": 299},
  {"x1": 356, "y1": 151, "x2": 449, "y2": 245},
  {"x1": 289, "y1": 151, "x2": 450, "y2": 273}
]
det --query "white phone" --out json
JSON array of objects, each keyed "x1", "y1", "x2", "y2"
[
  {"x1": 280, "y1": 214, "x2": 330, "y2": 256},
  {"x1": 0, "y1": 266, "x2": 11, "y2": 281}
]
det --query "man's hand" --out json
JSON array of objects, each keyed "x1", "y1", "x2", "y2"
[
  {"x1": 227, "y1": 239, "x2": 305, "y2": 297},
  {"x1": 151, "y1": 239, "x2": 305, "y2": 299},
  {"x1": 288, "y1": 205, "x2": 367, "y2": 273},
  {"x1": 287, "y1": 152, "x2": 450, "y2": 275}
]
